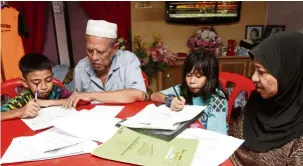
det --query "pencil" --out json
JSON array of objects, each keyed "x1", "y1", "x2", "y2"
[{"x1": 166, "y1": 74, "x2": 181, "y2": 100}]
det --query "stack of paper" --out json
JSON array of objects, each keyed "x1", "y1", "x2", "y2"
[
  {"x1": 21, "y1": 106, "x2": 77, "y2": 131},
  {"x1": 92, "y1": 126, "x2": 199, "y2": 166},
  {"x1": 177, "y1": 128, "x2": 244, "y2": 166},
  {"x1": 50, "y1": 106, "x2": 124, "y2": 143},
  {"x1": 120, "y1": 104, "x2": 206, "y2": 130},
  {"x1": 1, "y1": 128, "x2": 98, "y2": 164}
]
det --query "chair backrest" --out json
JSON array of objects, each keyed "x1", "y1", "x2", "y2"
[
  {"x1": 142, "y1": 71, "x2": 149, "y2": 89},
  {"x1": 219, "y1": 72, "x2": 255, "y2": 124},
  {"x1": 1, "y1": 77, "x2": 65, "y2": 98}
]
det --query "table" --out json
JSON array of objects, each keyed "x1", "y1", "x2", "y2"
[
  {"x1": 1, "y1": 101, "x2": 153, "y2": 166},
  {"x1": 1, "y1": 101, "x2": 233, "y2": 166}
]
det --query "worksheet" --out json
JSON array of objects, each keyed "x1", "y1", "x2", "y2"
[
  {"x1": 1, "y1": 128, "x2": 97, "y2": 164},
  {"x1": 21, "y1": 106, "x2": 77, "y2": 131},
  {"x1": 177, "y1": 128, "x2": 244, "y2": 166},
  {"x1": 31, "y1": 127, "x2": 84, "y2": 153},
  {"x1": 120, "y1": 104, "x2": 206, "y2": 130},
  {"x1": 50, "y1": 111, "x2": 122, "y2": 143}
]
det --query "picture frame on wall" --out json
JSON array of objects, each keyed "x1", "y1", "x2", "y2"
[
  {"x1": 263, "y1": 25, "x2": 286, "y2": 38},
  {"x1": 245, "y1": 25, "x2": 263, "y2": 41}
]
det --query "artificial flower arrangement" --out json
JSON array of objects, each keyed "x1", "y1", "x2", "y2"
[
  {"x1": 187, "y1": 26, "x2": 222, "y2": 52},
  {"x1": 133, "y1": 33, "x2": 177, "y2": 82}
]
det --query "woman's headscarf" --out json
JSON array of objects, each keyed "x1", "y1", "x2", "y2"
[{"x1": 243, "y1": 31, "x2": 303, "y2": 152}]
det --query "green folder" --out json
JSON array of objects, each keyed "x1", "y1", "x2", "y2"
[{"x1": 92, "y1": 126, "x2": 198, "y2": 166}]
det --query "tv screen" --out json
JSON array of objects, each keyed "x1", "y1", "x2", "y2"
[{"x1": 166, "y1": 1, "x2": 242, "y2": 24}]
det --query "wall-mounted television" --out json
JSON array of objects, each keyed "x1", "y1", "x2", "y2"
[{"x1": 166, "y1": 1, "x2": 242, "y2": 24}]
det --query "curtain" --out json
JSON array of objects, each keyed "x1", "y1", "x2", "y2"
[
  {"x1": 8, "y1": 1, "x2": 48, "y2": 54},
  {"x1": 80, "y1": 1, "x2": 131, "y2": 49}
]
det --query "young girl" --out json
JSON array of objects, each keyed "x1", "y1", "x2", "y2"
[{"x1": 150, "y1": 50, "x2": 228, "y2": 134}]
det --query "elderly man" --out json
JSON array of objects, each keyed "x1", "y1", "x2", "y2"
[{"x1": 64, "y1": 20, "x2": 146, "y2": 108}]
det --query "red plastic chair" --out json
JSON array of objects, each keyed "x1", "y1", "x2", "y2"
[
  {"x1": 219, "y1": 72, "x2": 255, "y2": 124},
  {"x1": 1, "y1": 77, "x2": 65, "y2": 98}
]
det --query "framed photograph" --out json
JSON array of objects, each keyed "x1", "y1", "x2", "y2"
[
  {"x1": 263, "y1": 25, "x2": 286, "y2": 38},
  {"x1": 245, "y1": 25, "x2": 263, "y2": 41}
]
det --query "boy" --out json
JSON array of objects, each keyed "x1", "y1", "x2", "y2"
[{"x1": 1, "y1": 53, "x2": 71, "y2": 121}]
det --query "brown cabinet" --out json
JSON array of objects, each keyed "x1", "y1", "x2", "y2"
[
  {"x1": 155, "y1": 56, "x2": 253, "y2": 91},
  {"x1": 218, "y1": 56, "x2": 253, "y2": 77}
]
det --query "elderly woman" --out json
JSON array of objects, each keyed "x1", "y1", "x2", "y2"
[{"x1": 229, "y1": 31, "x2": 303, "y2": 165}]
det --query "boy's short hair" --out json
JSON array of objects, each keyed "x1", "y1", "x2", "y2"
[{"x1": 19, "y1": 53, "x2": 52, "y2": 78}]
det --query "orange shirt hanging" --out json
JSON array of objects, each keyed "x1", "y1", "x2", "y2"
[{"x1": 1, "y1": 7, "x2": 28, "y2": 81}]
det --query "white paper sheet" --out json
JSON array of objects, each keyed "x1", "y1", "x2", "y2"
[
  {"x1": 120, "y1": 104, "x2": 206, "y2": 130},
  {"x1": 87, "y1": 105, "x2": 124, "y2": 117},
  {"x1": 32, "y1": 127, "x2": 84, "y2": 153},
  {"x1": 177, "y1": 128, "x2": 244, "y2": 166},
  {"x1": 21, "y1": 106, "x2": 77, "y2": 131},
  {"x1": 50, "y1": 111, "x2": 122, "y2": 143},
  {"x1": 1, "y1": 129, "x2": 98, "y2": 164}
]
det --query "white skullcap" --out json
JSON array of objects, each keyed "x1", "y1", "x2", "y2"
[{"x1": 86, "y1": 20, "x2": 118, "y2": 39}]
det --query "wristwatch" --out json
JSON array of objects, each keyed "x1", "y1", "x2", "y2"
[{"x1": 164, "y1": 94, "x2": 175, "y2": 107}]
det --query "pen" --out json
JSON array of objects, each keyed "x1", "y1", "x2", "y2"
[
  {"x1": 166, "y1": 74, "x2": 181, "y2": 101},
  {"x1": 34, "y1": 86, "x2": 38, "y2": 102}
]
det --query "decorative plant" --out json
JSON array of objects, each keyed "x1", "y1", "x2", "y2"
[
  {"x1": 133, "y1": 33, "x2": 177, "y2": 82},
  {"x1": 187, "y1": 26, "x2": 222, "y2": 51}
]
